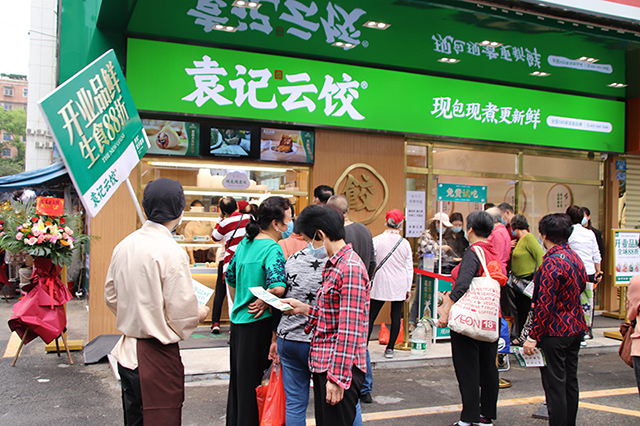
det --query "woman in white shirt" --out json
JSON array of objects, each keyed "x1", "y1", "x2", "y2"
[
  {"x1": 368, "y1": 209, "x2": 413, "y2": 358},
  {"x1": 566, "y1": 205, "x2": 602, "y2": 338}
]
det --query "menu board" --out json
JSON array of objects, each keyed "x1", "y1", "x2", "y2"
[
  {"x1": 142, "y1": 119, "x2": 199, "y2": 156},
  {"x1": 260, "y1": 127, "x2": 315, "y2": 164},
  {"x1": 612, "y1": 230, "x2": 640, "y2": 286}
]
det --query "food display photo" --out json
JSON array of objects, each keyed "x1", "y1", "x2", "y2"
[
  {"x1": 142, "y1": 119, "x2": 200, "y2": 156},
  {"x1": 260, "y1": 127, "x2": 315, "y2": 163},
  {"x1": 209, "y1": 127, "x2": 253, "y2": 157}
]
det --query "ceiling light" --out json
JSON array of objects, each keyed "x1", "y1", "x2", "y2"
[
  {"x1": 438, "y1": 57, "x2": 460, "y2": 63},
  {"x1": 530, "y1": 71, "x2": 551, "y2": 77},
  {"x1": 363, "y1": 20, "x2": 390, "y2": 30},
  {"x1": 213, "y1": 24, "x2": 238, "y2": 32},
  {"x1": 577, "y1": 57, "x2": 599, "y2": 63},
  {"x1": 232, "y1": 0, "x2": 261, "y2": 8},
  {"x1": 147, "y1": 161, "x2": 292, "y2": 173},
  {"x1": 331, "y1": 41, "x2": 356, "y2": 49},
  {"x1": 479, "y1": 40, "x2": 503, "y2": 47},
  {"x1": 607, "y1": 83, "x2": 627, "y2": 88}
]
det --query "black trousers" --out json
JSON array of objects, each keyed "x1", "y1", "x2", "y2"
[
  {"x1": 211, "y1": 261, "x2": 226, "y2": 323},
  {"x1": 118, "y1": 364, "x2": 143, "y2": 426},
  {"x1": 538, "y1": 334, "x2": 583, "y2": 426},
  {"x1": 226, "y1": 319, "x2": 273, "y2": 426},
  {"x1": 450, "y1": 330, "x2": 499, "y2": 423},
  {"x1": 312, "y1": 366, "x2": 365, "y2": 426},
  {"x1": 369, "y1": 299, "x2": 403, "y2": 350},
  {"x1": 513, "y1": 290, "x2": 532, "y2": 338}
]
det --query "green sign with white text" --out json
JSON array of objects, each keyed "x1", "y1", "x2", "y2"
[
  {"x1": 126, "y1": 38, "x2": 625, "y2": 153},
  {"x1": 437, "y1": 184, "x2": 487, "y2": 203},
  {"x1": 40, "y1": 49, "x2": 149, "y2": 217}
]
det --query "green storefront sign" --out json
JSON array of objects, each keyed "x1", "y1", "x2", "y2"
[
  {"x1": 123, "y1": 0, "x2": 627, "y2": 98},
  {"x1": 40, "y1": 50, "x2": 148, "y2": 217},
  {"x1": 437, "y1": 184, "x2": 487, "y2": 203},
  {"x1": 126, "y1": 38, "x2": 624, "y2": 153}
]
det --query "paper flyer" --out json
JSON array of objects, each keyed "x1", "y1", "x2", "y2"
[
  {"x1": 513, "y1": 347, "x2": 546, "y2": 367},
  {"x1": 192, "y1": 279, "x2": 215, "y2": 306},
  {"x1": 249, "y1": 287, "x2": 293, "y2": 311}
]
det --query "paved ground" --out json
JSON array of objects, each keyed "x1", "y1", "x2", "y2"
[{"x1": 0, "y1": 298, "x2": 638, "y2": 425}]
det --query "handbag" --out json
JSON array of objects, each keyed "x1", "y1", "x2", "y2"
[
  {"x1": 619, "y1": 319, "x2": 636, "y2": 368},
  {"x1": 373, "y1": 236, "x2": 404, "y2": 276},
  {"x1": 447, "y1": 246, "x2": 501, "y2": 342}
]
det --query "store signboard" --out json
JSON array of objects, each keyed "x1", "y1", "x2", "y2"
[
  {"x1": 260, "y1": 128, "x2": 315, "y2": 164},
  {"x1": 125, "y1": 0, "x2": 627, "y2": 97},
  {"x1": 437, "y1": 183, "x2": 487, "y2": 203},
  {"x1": 40, "y1": 49, "x2": 149, "y2": 217},
  {"x1": 612, "y1": 230, "x2": 640, "y2": 285},
  {"x1": 126, "y1": 39, "x2": 625, "y2": 153},
  {"x1": 142, "y1": 119, "x2": 200, "y2": 156}
]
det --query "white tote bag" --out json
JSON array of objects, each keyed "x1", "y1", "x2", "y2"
[{"x1": 447, "y1": 246, "x2": 501, "y2": 342}]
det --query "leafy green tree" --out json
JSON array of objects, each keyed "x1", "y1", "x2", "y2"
[{"x1": 0, "y1": 108, "x2": 26, "y2": 177}]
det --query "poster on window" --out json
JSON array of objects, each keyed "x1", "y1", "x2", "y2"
[
  {"x1": 612, "y1": 230, "x2": 640, "y2": 286},
  {"x1": 406, "y1": 191, "x2": 426, "y2": 238}
]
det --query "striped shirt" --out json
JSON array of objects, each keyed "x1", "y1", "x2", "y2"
[
  {"x1": 212, "y1": 212, "x2": 251, "y2": 273},
  {"x1": 305, "y1": 243, "x2": 370, "y2": 389}
]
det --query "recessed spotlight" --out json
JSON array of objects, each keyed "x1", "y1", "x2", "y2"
[
  {"x1": 479, "y1": 40, "x2": 503, "y2": 47},
  {"x1": 332, "y1": 41, "x2": 355, "y2": 49},
  {"x1": 530, "y1": 71, "x2": 551, "y2": 77},
  {"x1": 363, "y1": 20, "x2": 390, "y2": 30},
  {"x1": 232, "y1": 0, "x2": 261, "y2": 8},
  {"x1": 438, "y1": 57, "x2": 460, "y2": 64},
  {"x1": 608, "y1": 82, "x2": 627, "y2": 88},
  {"x1": 213, "y1": 23, "x2": 238, "y2": 32},
  {"x1": 577, "y1": 57, "x2": 599, "y2": 63}
]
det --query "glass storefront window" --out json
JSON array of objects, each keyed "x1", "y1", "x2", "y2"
[
  {"x1": 433, "y1": 148, "x2": 516, "y2": 175},
  {"x1": 407, "y1": 145, "x2": 428, "y2": 169},
  {"x1": 524, "y1": 155, "x2": 600, "y2": 181}
]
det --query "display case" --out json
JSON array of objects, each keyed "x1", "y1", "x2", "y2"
[{"x1": 140, "y1": 156, "x2": 312, "y2": 323}]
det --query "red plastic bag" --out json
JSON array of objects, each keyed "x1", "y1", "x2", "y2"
[
  {"x1": 256, "y1": 362, "x2": 286, "y2": 426},
  {"x1": 378, "y1": 320, "x2": 404, "y2": 345}
]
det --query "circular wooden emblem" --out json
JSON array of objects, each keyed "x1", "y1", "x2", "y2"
[{"x1": 334, "y1": 163, "x2": 389, "y2": 225}]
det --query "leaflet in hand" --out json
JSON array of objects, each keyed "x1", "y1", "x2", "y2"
[
  {"x1": 249, "y1": 287, "x2": 293, "y2": 311},
  {"x1": 513, "y1": 347, "x2": 546, "y2": 367},
  {"x1": 192, "y1": 279, "x2": 214, "y2": 306}
]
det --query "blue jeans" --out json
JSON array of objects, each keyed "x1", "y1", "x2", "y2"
[
  {"x1": 278, "y1": 338, "x2": 363, "y2": 426},
  {"x1": 361, "y1": 348, "x2": 372, "y2": 395}
]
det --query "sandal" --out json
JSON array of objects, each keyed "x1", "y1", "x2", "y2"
[{"x1": 511, "y1": 336, "x2": 525, "y2": 346}]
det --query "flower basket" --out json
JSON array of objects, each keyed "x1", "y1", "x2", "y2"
[{"x1": 0, "y1": 198, "x2": 90, "y2": 347}]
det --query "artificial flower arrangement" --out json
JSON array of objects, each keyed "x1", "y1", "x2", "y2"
[{"x1": 0, "y1": 198, "x2": 90, "y2": 267}]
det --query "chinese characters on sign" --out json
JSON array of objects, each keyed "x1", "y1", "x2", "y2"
[
  {"x1": 437, "y1": 183, "x2": 487, "y2": 203},
  {"x1": 431, "y1": 97, "x2": 541, "y2": 129},
  {"x1": 187, "y1": 0, "x2": 366, "y2": 47},
  {"x1": 432, "y1": 34, "x2": 542, "y2": 69},
  {"x1": 334, "y1": 164, "x2": 388, "y2": 225},
  {"x1": 613, "y1": 231, "x2": 640, "y2": 285},
  {"x1": 182, "y1": 55, "x2": 365, "y2": 120},
  {"x1": 39, "y1": 49, "x2": 148, "y2": 217},
  {"x1": 405, "y1": 191, "x2": 426, "y2": 238},
  {"x1": 546, "y1": 183, "x2": 572, "y2": 213},
  {"x1": 56, "y1": 61, "x2": 128, "y2": 169}
]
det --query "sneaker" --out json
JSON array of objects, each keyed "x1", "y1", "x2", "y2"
[
  {"x1": 211, "y1": 322, "x2": 221, "y2": 334},
  {"x1": 583, "y1": 329, "x2": 593, "y2": 340},
  {"x1": 360, "y1": 393, "x2": 373, "y2": 404},
  {"x1": 477, "y1": 416, "x2": 494, "y2": 425},
  {"x1": 447, "y1": 422, "x2": 472, "y2": 426},
  {"x1": 384, "y1": 348, "x2": 394, "y2": 358}
]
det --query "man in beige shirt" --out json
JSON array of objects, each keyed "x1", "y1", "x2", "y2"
[{"x1": 105, "y1": 178, "x2": 209, "y2": 425}]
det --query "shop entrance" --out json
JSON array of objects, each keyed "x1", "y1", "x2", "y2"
[{"x1": 406, "y1": 140, "x2": 605, "y2": 309}]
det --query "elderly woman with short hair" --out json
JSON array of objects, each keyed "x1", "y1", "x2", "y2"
[{"x1": 523, "y1": 213, "x2": 588, "y2": 426}]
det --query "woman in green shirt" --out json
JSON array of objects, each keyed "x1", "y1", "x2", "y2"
[
  {"x1": 225, "y1": 196, "x2": 290, "y2": 426},
  {"x1": 510, "y1": 214, "x2": 545, "y2": 344}
]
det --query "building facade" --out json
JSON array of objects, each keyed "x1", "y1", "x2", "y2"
[{"x1": 53, "y1": 0, "x2": 640, "y2": 338}]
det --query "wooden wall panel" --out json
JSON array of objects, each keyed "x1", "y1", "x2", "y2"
[
  {"x1": 313, "y1": 130, "x2": 406, "y2": 325},
  {"x1": 88, "y1": 167, "x2": 140, "y2": 341}
]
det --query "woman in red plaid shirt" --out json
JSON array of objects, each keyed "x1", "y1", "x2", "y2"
[{"x1": 284, "y1": 205, "x2": 370, "y2": 426}]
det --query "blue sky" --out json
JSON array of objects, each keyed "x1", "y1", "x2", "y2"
[{"x1": 0, "y1": 1, "x2": 31, "y2": 76}]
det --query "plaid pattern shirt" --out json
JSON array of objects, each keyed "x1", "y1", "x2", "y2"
[{"x1": 305, "y1": 243, "x2": 370, "y2": 389}]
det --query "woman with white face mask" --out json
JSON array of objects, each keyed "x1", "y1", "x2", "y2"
[{"x1": 444, "y1": 212, "x2": 469, "y2": 262}]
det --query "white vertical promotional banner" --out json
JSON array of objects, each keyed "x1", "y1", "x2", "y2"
[{"x1": 406, "y1": 191, "x2": 426, "y2": 238}]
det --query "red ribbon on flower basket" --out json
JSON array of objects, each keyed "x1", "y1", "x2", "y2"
[
  {"x1": 30, "y1": 257, "x2": 72, "y2": 309},
  {"x1": 7, "y1": 258, "x2": 72, "y2": 345}
]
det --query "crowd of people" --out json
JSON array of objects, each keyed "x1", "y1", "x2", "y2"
[{"x1": 104, "y1": 179, "x2": 636, "y2": 426}]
